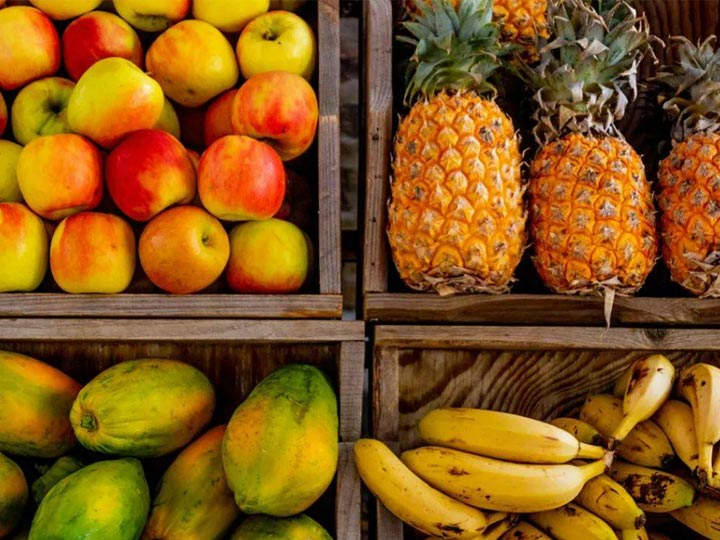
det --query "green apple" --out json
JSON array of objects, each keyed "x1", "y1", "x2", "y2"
[
  {"x1": 0, "y1": 140, "x2": 23, "y2": 202},
  {"x1": 192, "y1": 0, "x2": 269, "y2": 33},
  {"x1": 0, "y1": 202, "x2": 48, "y2": 292},
  {"x1": 113, "y1": 0, "x2": 190, "y2": 32},
  {"x1": 28, "y1": 0, "x2": 103, "y2": 19},
  {"x1": 269, "y1": 0, "x2": 306, "y2": 11},
  {"x1": 11, "y1": 77, "x2": 74, "y2": 145},
  {"x1": 154, "y1": 96, "x2": 181, "y2": 139}
]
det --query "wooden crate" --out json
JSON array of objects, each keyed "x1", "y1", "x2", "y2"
[
  {"x1": 0, "y1": 319, "x2": 364, "y2": 539},
  {"x1": 2, "y1": 0, "x2": 341, "y2": 320},
  {"x1": 371, "y1": 325, "x2": 720, "y2": 539},
  {"x1": 362, "y1": 0, "x2": 720, "y2": 325}
]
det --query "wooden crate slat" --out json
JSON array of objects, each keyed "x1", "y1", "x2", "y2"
[
  {"x1": 340, "y1": 341, "x2": 366, "y2": 441},
  {"x1": 336, "y1": 442, "x2": 362, "y2": 540}
]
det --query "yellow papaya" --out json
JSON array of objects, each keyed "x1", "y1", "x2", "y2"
[
  {"x1": 143, "y1": 425, "x2": 240, "y2": 540},
  {"x1": 0, "y1": 350, "x2": 81, "y2": 458},
  {"x1": 230, "y1": 515, "x2": 332, "y2": 539},
  {"x1": 0, "y1": 452, "x2": 28, "y2": 538},
  {"x1": 70, "y1": 359, "x2": 215, "y2": 457},
  {"x1": 222, "y1": 364, "x2": 338, "y2": 516}
]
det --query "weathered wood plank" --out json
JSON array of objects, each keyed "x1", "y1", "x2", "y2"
[
  {"x1": 340, "y1": 341, "x2": 366, "y2": 442},
  {"x1": 336, "y1": 442, "x2": 362, "y2": 540},
  {"x1": 373, "y1": 345, "x2": 400, "y2": 441}
]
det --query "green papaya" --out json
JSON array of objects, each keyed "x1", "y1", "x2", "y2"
[
  {"x1": 29, "y1": 458, "x2": 150, "y2": 540},
  {"x1": 0, "y1": 452, "x2": 28, "y2": 538},
  {"x1": 222, "y1": 364, "x2": 338, "y2": 516},
  {"x1": 230, "y1": 515, "x2": 332, "y2": 539},
  {"x1": 31, "y1": 456, "x2": 85, "y2": 505},
  {"x1": 142, "y1": 425, "x2": 239, "y2": 540},
  {"x1": 70, "y1": 359, "x2": 215, "y2": 457}
]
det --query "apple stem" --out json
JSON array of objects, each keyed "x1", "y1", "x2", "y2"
[{"x1": 263, "y1": 31, "x2": 278, "y2": 41}]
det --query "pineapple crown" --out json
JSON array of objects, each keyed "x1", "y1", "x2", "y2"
[
  {"x1": 655, "y1": 36, "x2": 720, "y2": 141},
  {"x1": 399, "y1": 0, "x2": 512, "y2": 104},
  {"x1": 521, "y1": 0, "x2": 653, "y2": 144}
]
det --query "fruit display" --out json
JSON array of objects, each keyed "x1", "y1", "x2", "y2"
[
  {"x1": 0, "y1": 1, "x2": 320, "y2": 297},
  {"x1": 0, "y1": 349, "x2": 340, "y2": 538},
  {"x1": 356, "y1": 355, "x2": 720, "y2": 538}
]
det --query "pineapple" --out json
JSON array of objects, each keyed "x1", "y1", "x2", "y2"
[
  {"x1": 656, "y1": 37, "x2": 720, "y2": 296},
  {"x1": 388, "y1": 0, "x2": 526, "y2": 295},
  {"x1": 523, "y1": 0, "x2": 658, "y2": 296}
]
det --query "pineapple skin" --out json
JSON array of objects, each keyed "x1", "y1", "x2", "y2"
[
  {"x1": 388, "y1": 91, "x2": 526, "y2": 294},
  {"x1": 529, "y1": 133, "x2": 657, "y2": 294},
  {"x1": 658, "y1": 132, "x2": 720, "y2": 296}
]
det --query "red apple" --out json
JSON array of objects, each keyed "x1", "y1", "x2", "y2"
[
  {"x1": 139, "y1": 205, "x2": 230, "y2": 294},
  {"x1": 231, "y1": 71, "x2": 318, "y2": 161},
  {"x1": 106, "y1": 129, "x2": 196, "y2": 222},
  {"x1": 204, "y1": 89, "x2": 237, "y2": 147},
  {"x1": 198, "y1": 135, "x2": 285, "y2": 221},
  {"x1": 17, "y1": 134, "x2": 103, "y2": 221},
  {"x1": 62, "y1": 11, "x2": 143, "y2": 81},
  {"x1": 0, "y1": 7, "x2": 60, "y2": 91}
]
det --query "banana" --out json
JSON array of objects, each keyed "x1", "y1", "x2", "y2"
[
  {"x1": 614, "y1": 364, "x2": 634, "y2": 397},
  {"x1": 612, "y1": 355, "x2": 675, "y2": 442},
  {"x1": 670, "y1": 496, "x2": 720, "y2": 540},
  {"x1": 549, "y1": 417, "x2": 605, "y2": 446},
  {"x1": 652, "y1": 399, "x2": 699, "y2": 470},
  {"x1": 580, "y1": 394, "x2": 676, "y2": 468},
  {"x1": 617, "y1": 527, "x2": 649, "y2": 540},
  {"x1": 400, "y1": 446, "x2": 608, "y2": 513},
  {"x1": 528, "y1": 503, "x2": 617, "y2": 540},
  {"x1": 677, "y1": 363, "x2": 720, "y2": 486},
  {"x1": 423, "y1": 519, "x2": 516, "y2": 540},
  {"x1": 501, "y1": 521, "x2": 552, "y2": 539},
  {"x1": 352, "y1": 439, "x2": 493, "y2": 539},
  {"x1": 418, "y1": 408, "x2": 605, "y2": 464},
  {"x1": 575, "y1": 473, "x2": 646, "y2": 530},
  {"x1": 608, "y1": 461, "x2": 696, "y2": 513}
]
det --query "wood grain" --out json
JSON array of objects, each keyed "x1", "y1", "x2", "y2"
[
  {"x1": 336, "y1": 442, "x2": 362, "y2": 540},
  {"x1": 340, "y1": 341, "x2": 366, "y2": 442},
  {"x1": 373, "y1": 345, "x2": 400, "y2": 441}
]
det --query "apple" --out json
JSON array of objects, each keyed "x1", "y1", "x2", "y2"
[
  {"x1": 192, "y1": 0, "x2": 268, "y2": 33},
  {"x1": 226, "y1": 218, "x2": 308, "y2": 293},
  {"x1": 139, "y1": 205, "x2": 230, "y2": 294},
  {"x1": 11, "y1": 77, "x2": 74, "y2": 145},
  {"x1": 106, "y1": 129, "x2": 196, "y2": 222},
  {"x1": 68, "y1": 57, "x2": 164, "y2": 149},
  {"x1": 113, "y1": 0, "x2": 189, "y2": 32},
  {"x1": 146, "y1": 20, "x2": 239, "y2": 108},
  {"x1": 28, "y1": 0, "x2": 102, "y2": 19},
  {"x1": 0, "y1": 141, "x2": 23, "y2": 203},
  {"x1": 204, "y1": 89, "x2": 236, "y2": 147},
  {"x1": 0, "y1": 203, "x2": 48, "y2": 292},
  {"x1": 17, "y1": 134, "x2": 103, "y2": 221},
  {"x1": 0, "y1": 7, "x2": 60, "y2": 91},
  {"x1": 154, "y1": 97, "x2": 181, "y2": 139},
  {"x1": 198, "y1": 135, "x2": 285, "y2": 221},
  {"x1": 50, "y1": 212, "x2": 136, "y2": 293},
  {"x1": 237, "y1": 10, "x2": 316, "y2": 81},
  {"x1": 187, "y1": 149, "x2": 200, "y2": 172},
  {"x1": 62, "y1": 11, "x2": 143, "y2": 81},
  {"x1": 231, "y1": 71, "x2": 318, "y2": 161},
  {"x1": 177, "y1": 105, "x2": 206, "y2": 149},
  {"x1": 269, "y1": 0, "x2": 306, "y2": 10},
  {"x1": 0, "y1": 92, "x2": 6, "y2": 136}
]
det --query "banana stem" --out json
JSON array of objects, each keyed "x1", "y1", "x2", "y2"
[
  {"x1": 577, "y1": 442, "x2": 606, "y2": 460},
  {"x1": 611, "y1": 414, "x2": 635, "y2": 442}
]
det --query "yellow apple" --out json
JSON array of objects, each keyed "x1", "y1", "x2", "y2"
[
  {"x1": 28, "y1": 0, "x2": 102, "y2": 19},
  {"x1": 68, "y1": 57, "x2": 164, "y2": 148},
  {"x1": 0, "y1": 141, "x2": 23, "y2": 203},
  {"x1": 113, "y1": 0, "x2": 189, "y2": 32},
  {"x1": 192, "y1": 0, "x2": 268, "y2": 33},
  {"x1": 237, "y1": 10, "x2": 316, "y2": 80},
  {"x1": 154, "y1": 96, "x2": 181, "y2": 139},
  {"x1": 11, "y1": 77, "x2": 74, "y2": 145},
  {"x1": 0, "y1": 202, "x2": 48, "y2": 292},
  {"x1": 146, "y1": 20, "x2": 239, "y2": 108}
]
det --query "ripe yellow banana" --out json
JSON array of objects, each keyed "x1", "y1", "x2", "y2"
[
  {"x1": 549, "y1": 417, "x2": 605, "y2": 446},
  {"x1": 502, "y1": 521, "x2": 551, "y2": 539},
  {"x1": 617, "y1": 527, "x2": 649, "y2": 540},
  {"x1": 608, "y1": 461, "x2": 696, "y2": 513},
  {"x1": 652, "y1": 399, "x2": 699, "y2": 470},
  {"x1": 418, "y1": 408, "x2": 605, "y2": 464},
  {"x1": 580, "y1": 394, "x2": 675, "y2": 468},
  {"x1": 575, "y1": 473, "x2": 646, "y2": 530},
  {"x1": 352, "y1": 439, "x2": 492, "y2": 539},
  {"x1": 677, "y1": 363, "x2": 720, "y2": 486},
  {"x1": 423, "y1": 519, "x2": 515, "y2": 540},
  {"x1": 612, "y1": 355, "x2": 675, "y2": 441},
  {"x1": 670, "y1": 496, "x2": 720, "y2": 540},
  {"x1": 528, "y1": 503, "x2": 617, "y2": 540},
  {"x1": 400, "y1": 446, "x2": 608, "y2": 513}
]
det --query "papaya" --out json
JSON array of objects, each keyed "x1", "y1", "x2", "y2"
[
  {"x1": 229, "y1": 515, "x2": 332, "y2": 540},
  {"x1": 0, "y1": 350, "x2": 81, "y2": 457},
  {"x1": 29, "y1": 458, "x2": 150, "y2": 540},
  {"x1": 0, "y1": 452, "x2": 28, "y2": 538},
  {"x1": 31, "y1": 456, "x2": 85, "y2": 505},
  {"x1": 142, "y1": 425, "x2": 239, "y2": 540},
  {"x1": 70, "y1": 359, "x2": 215, "y2": 457},
  {"x1": 222, "y1": 364, "x2": 338, "y2": 516}
]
